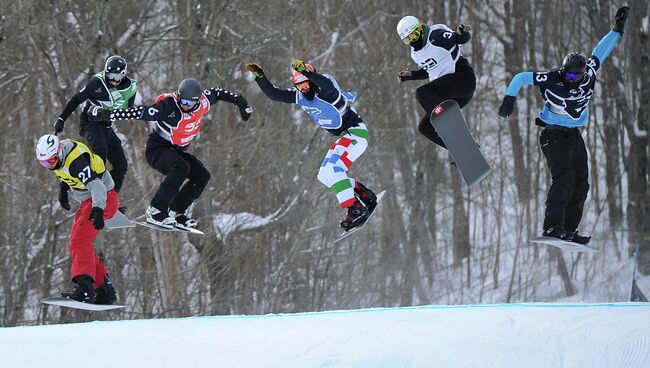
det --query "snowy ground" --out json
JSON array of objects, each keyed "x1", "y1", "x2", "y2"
[{"x1": 2, "y1": 303, "x2": 650, "y2": 368}]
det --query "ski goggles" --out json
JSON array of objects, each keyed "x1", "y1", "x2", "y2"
[
  {"x1": 38, "y1": 155, "x2": 59, "y2": 169},
  {"x1": 106, "y1": 72, "x2": 126, "y2": 83},
  {"x1": 294, "y1": 81, "x2": 310, "y2": 92},
  {"x1": 563, "y1": 71, "x2": 584, "y2": 82},
  {"x1": 402, "y1": 29, "x2": 421, "y2": 45},
  {"x1": 179, "y1": 98, "x2": 199, "y2": 107}
]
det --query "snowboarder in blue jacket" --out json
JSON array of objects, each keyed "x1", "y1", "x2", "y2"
[{"x1": 498, "y1": 6, "x2": 630, "y2": 244}]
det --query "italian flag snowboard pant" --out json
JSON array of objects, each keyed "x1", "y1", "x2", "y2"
[
  {"x1": 317, "y1": 123, "x2": 369, "y2": 208},
  {"x1": 69, "y1": 189, "x2": 118, "y2": 287}
]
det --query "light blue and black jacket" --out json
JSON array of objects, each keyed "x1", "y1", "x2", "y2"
[{"x1": 503, "y1": 30, "x2": 621, "y2": 127}]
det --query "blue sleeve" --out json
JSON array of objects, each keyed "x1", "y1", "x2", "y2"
[
  {"x1": 591, "y1": 30, "x2": 621, "y2": 65},
  {"x1": 505, "y1": 72, "x2": 534, "y2": 97}
]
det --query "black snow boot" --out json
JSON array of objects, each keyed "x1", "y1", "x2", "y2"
[
  {"x1": 61, "y1": 274, "x2": 96, "y2": 303},
  {"x1": 95, "y1": 274, "x2": 117, "y2": 305},
  {"x1": 567, "y1": 231, "x2": 591, "y2": 245},
  {"x1": 354, "y1": 182, "x2": 377, "y2": 213},
  {"x1": 340, "y1": 199, "x2": 370, "y2": 231},
  {"x1": 543, "y1": 226, "x2": 573, "y2": 241}
]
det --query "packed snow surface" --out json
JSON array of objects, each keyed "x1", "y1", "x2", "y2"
[{"x1": 2, "y1": 303, "x2": 650, "y2": 367}]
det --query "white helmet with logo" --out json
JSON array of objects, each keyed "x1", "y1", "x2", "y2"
[
  {"x1": 36, "y1": 134, "x2": 63, "y2": 170},
  {"x1": 397, "y1": 15, "x2": 422, "y2": 43}
]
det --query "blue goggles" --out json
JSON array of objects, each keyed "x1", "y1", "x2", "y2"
[
  {"x1": 563, "y1": 71, "x2": 584, "y2": 82},
  {"x1": 180, "y1": 98, "x2": 198, "y2": 106}
]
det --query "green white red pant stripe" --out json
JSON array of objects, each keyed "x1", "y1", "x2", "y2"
[{"x1": 317, "y1": 123, "x2": 369, "y2": 208}]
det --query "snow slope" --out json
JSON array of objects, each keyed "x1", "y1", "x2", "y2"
[{"x1": 2, "y1": 303, "x2": 650, "y2": 368}]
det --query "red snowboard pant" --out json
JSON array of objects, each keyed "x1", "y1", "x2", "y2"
[{"x1": 68, "y1": 189, "x2": 118, "y2": 288}]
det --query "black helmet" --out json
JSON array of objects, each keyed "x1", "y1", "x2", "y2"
[
  {"x1": 176, "y1": 78, "x2": 202, "y2": 106},
  {"x1": 561, "y1": 52, "x2": 587, "y2": 84},
  {"x1": 104, "y1": 55, "x2": 127, "y2": 84}
]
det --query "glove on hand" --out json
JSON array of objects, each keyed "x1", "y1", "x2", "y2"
[
  {"x1": 245, "y1": 63, "x2": 264, "y2": 79},
  {"x1": 457, "y1": 24, "x2": 471, "y2": 35},
  {"x1": 54, "y1": 117, "x2": 65, "y2": 135},
  {"x1": 398, "y1": 70, "x2": 413, "y2": 84},
  {"x1": 85, "y1": 105, "x2": 112, "y2": 122},
  {"x1": 498, "y1": 95, "x2": 516, "y2": 118},
  {"x1": 239, "y1": 105, "x2": 253, "y2": 121},
  {"x1": 235, "y1": 96, "x2": 253, "y2": 121},
  {"x1": 291, "y1": 59, "x2": 307, "y2": 72},
  {"x1": 89, "y1": 207, "x2": 105, "y2": 230},
  {"x1": 613, "y1": 6, "x2": 630, "y2": 34}
]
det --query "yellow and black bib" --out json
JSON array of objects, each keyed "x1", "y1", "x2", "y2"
[{"x1": 54, "y1": 140, "x2": 106, "y2": 190}]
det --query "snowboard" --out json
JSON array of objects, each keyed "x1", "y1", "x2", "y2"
[
  {"x1": 42, "y1": 297, "x2": 125, "y2": 311},
  {"x1": 429, "y1": 100, "x2": 491, "y2": 188},
  {"x1": 132, "y1": 220, "x2": 205, "y2": 235},
  {"x1": 105, "y1": 210, "x2": 136, "y2": 230},
  {"x1": 334, "y1": 190, "x2": 386, "y2": 244},
  {"x1": 529, "y1": 236, "x2": 598, "y2": 253}
]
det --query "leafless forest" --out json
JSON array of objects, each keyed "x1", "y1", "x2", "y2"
[{"x1": 0, "y1": 0, "x2": 648, "y2": 326}]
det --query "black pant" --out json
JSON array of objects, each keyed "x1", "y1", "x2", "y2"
[
  {"x1": 80, "y1": 121, "x2": 128, "y2": 193},
  {"x1": 539, "y1": 128, "x2": 589, "y2": 231},
  {"x1": 415, "y1": 59, "x2": 476, "y2": 148},
  {"x1": 145, "y1": 135, "x2": 211, "y2": 214}
]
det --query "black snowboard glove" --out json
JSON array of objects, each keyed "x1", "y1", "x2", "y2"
[
  {"x1": 456, "y1": 24, "x2": 471, "y2": 44},
  {"x1": 58, "y1": 182, "x2": 71, "y2": 211},
  {"x1": 398, "y1": 70, "x2": 413, "y2": 84},
  {"x1": 245, "y1": 63, "x2": 264, "y2": 79},
  {"x1": 54, "y1": 117, "x2": 65, "y2": 135},
  {"x1": 498, "y1": 95, "x2": 516, "y2": 118},
  {"x1": 89, "y1": 207, "x2": 105, "y2": 230},
  {"x1": 457, "y1": 24, "x2": 471, "y2": 34},
  {"x1": 235, "y1": 96, "x2": 253, "y2": 121},
  {"x1": 84, "y1": 105, "x2": 112, "y2": 122},
  {"x1": 613, "y1": 6, "x2": 630, "y2": 34}
]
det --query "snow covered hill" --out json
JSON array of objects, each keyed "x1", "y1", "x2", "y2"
[{"x1": 2, "y1": 303, "x2": 649, "y2": 368}]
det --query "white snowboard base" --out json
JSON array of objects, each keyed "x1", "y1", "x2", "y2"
[
  {"x1": 132, "y1": 220, "x2": 205, "y2": 235},
  {"x1": 42, "y1": 297, "x2": 125, "y2": 311},
  {"x1": 530, "y1": 236, "x2": 598, "y2": 253}
]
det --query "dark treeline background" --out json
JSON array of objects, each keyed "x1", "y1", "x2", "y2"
[{"x1": 0, "y1": 0, "x2": 648, "y2": 326}]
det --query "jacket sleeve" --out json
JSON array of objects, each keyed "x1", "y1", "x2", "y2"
[
  {"x1": 505, "y1": 72, "x2": 534, "y2": 97},
  {"x1": 301, "y1": 71, "x2": 338, "y2": 99},
  {"x1": 591, "y1": 30, "x2": 621, "y2": 69},
  {"x1": 205, "y1": 87, "x2": 244, "y2": 106},
  {"x1": 254, "y1": 75, "x2": 297, "y2": 103},
  {"x1": 86, "y1": 179, "x2": 108, "y2": 210},
  {"x1": 108, "y1": 100, "x2": 169, "y2": 122},
  {"x1": 411, "y1": 68, "x2": 429, "y2": 80},
  {"x1": 58, "y1": 78, "x2": 101, "y2": 122},
  {"x1": 58, "y1": 95, "x2": 83, "y2": 122}
]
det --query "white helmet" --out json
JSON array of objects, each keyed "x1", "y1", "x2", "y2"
[
  {"x1": 36, "y1": 134, "x2": 62, "y2": 170},
  {"x1": 397, "y1": 15, "x2": 423, "y2": 44}
]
